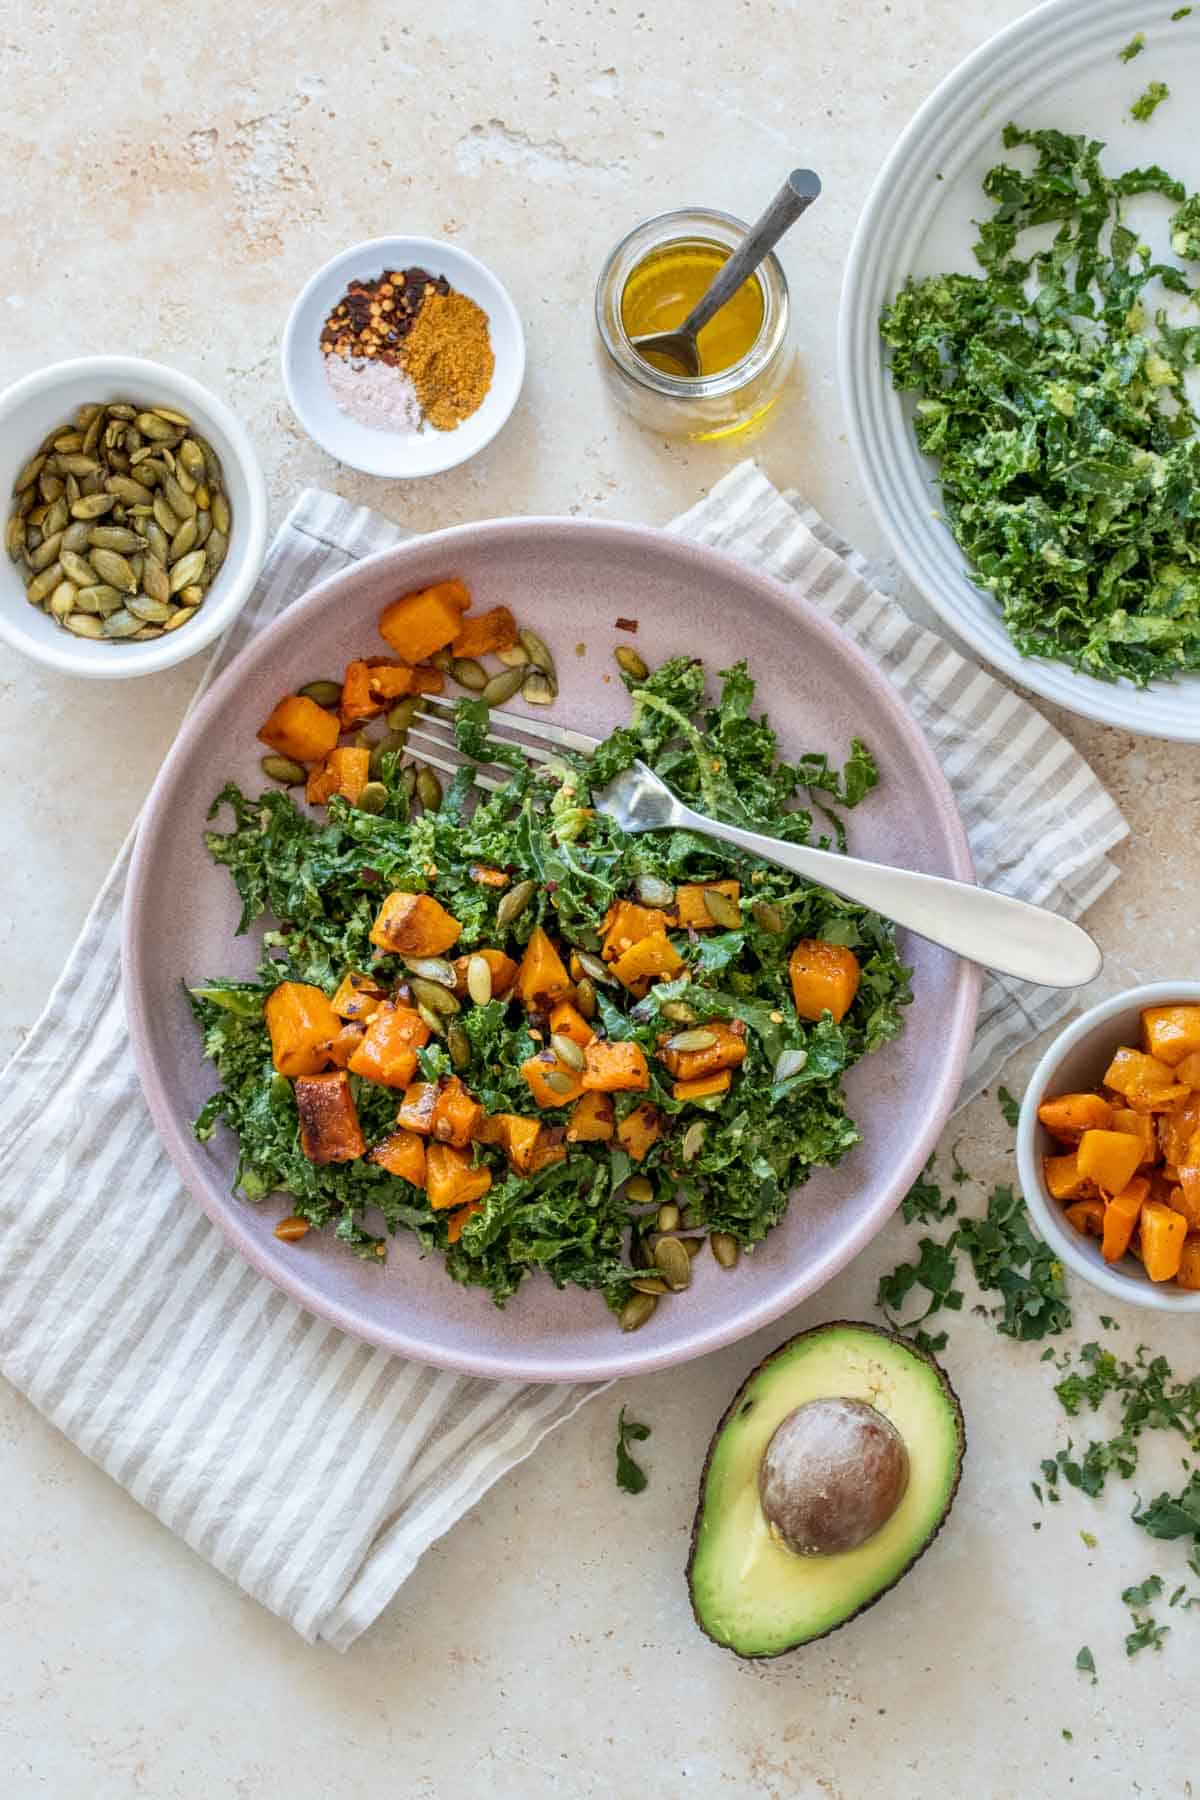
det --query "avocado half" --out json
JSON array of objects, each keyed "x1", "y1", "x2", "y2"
[{"x1": 687, "y1": 1321, "x2": 964, "y2": 1658}]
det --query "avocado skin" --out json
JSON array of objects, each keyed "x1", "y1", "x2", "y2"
[{"x1": 686, "y1": 1320, "x2": 966, "y2": 1659}]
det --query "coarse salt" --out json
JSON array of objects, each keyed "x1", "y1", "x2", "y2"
[{"x1": 323, "y1": 354, "x2": 423, "y2": 434}]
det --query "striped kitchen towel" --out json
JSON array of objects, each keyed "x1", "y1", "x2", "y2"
[{"x1": 0, "y1": 461, "x2": 1127, "y2": 1650}]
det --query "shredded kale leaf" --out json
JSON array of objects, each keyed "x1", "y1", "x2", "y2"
[
  {"x1": 1131, "y1": 80, "x2": 1170, "y2": 122},
  {"x1": 1118, "y1": 31, "x2": 1145, "y2": 61},
  {"x1": 192, "y1": 658, "x2": 911, "y2": 1312},
  {"x1": 881, "y1": 124, "x2": 1200, "y2": 685},
  {"x1": 615, "y1": 1406, "x2": 652, "y2": 1493}
]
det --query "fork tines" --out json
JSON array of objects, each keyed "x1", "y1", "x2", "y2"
[{"x1": 406, "y1": 693, "x2": 599, "y2": 793}]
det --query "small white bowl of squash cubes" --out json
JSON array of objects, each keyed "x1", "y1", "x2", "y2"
[{"x1": 1018, "y1": 983, "x2": 1200, "y2": 1311}]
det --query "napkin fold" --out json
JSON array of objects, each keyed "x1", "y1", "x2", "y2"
[{"x1": 0, "y1": 463, "x2": 1127, "y2": 1649}]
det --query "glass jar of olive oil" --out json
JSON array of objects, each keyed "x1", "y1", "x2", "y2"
[{"x1": 594, "y1": 208, "x2": 794, "y2": 439}]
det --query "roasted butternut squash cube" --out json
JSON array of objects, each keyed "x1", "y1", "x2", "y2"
[
  {"x1": 476, "y1": 1112, "x2": 545, "y2": 1174},
  {"x1": 1102, "y1": 1176, "x2": 1148, "y2": 1264},
  {"x1": 1043, "y1": 1151, "x2": 1097, "y2": 1203},
  {"x1": 521, "y1": 1053, "x2": 586, "y2": 1108},
  {"x1": 446, "y1": 1200, "x2": 484, "y2": 1244},
  {"x1": 581, "y1": 1039, "x2": 649, "y2": 1092},
  {"x1": 397, "y1": 1081, "x2": 439, "y2": 1135},
  {"x1": 675, "y1": 880, "x2": 741, "y2": 930},
  {"x1": 370, "y1": 890, "x2": 462, "y2": 957},
  {"x1": 347, "y1": 1002, "x2": 428, "y2": 1089},
  {"x1": 657, "y1": 1021, "x2": 748, "y2": 1082},
  {"x1": 527, "y1": 1125, "x2": 567, "y2": 1174},
  {"x1": 294, "y1": 1070, "x2": 366, "y2": 1164},
  {"x1": 601, "y1": 899, "x2": 675, "y2": 961},
  {"x1": 566, "y1": 1091, "x2": 616, "y2": 1143},
  {"x1": 1037, "y1": 1092, "x2": 1112, "y2": 1145},
  {"x1": 1076, "y1": 1129, "x2": 1144, "y2": 1197},
  {"x1": 1139, "y1": 1199, "x2": 1188, "y2": 1282},
  {"x1": 549, "y1": 1000, "x2": 595, "y2": 1051},
  {"x1": 367, "y1": 1127, "x2": 427, "y2": 1187},
  {"x1": 452, "y1": 947, "x2": 519, "y2": 1001},
  {"x1": 257, "y1": 694, "x2": 339, "y2": 765},
  {"x1": 306, "y1": 745, "x2": 371, "y2": 807},
  {"x1": 513, "y1": 926, "x2": 574, "y2": 1008},
  {"x1": 1142, "y1": 1005, "x2": 1200, "y2": 1068},
  {"x1": 1176, "y1": 1237, "x2": 1200, "y2": 1290},
  {"x1": 378, "y1": 582, "x2": 469, "y2": 662},
  {"x1": 1064, "y1": 1198, "x2": 1105, "y2": 1239},
  {"x1": 337, "y1": 660, "x2": 385, "y2": 730},
  {"x1": 451, "y1": 605, "x2": 518, "y2": 657},
  {"x1": 789, "y1": 939, "x2": 860, "y2": 1024},
  {"x1": 331, "y1": 969, "x2": 389, "y2": 1022},
  {"x1": 616, "y1": 1102, "x2": 663, "y2": 1162},
  {"x1": 611, "y1": 931, "x2": 685, "y2": 993},
  {"x1": 265, "y1": 981, "x2": 341, "y2": 1077},
  {"x1": 325, "y1": 1022, "x2": 366, "y2": 1068},
  {"x1": 1159, "y1": 1094, "x2": 1200, "y2": 1170},
  {"x1": 1174, "y1": 1051, "x2": 1200, "y2": 1090},
  {"x1": 1108, "y1": 1107, "x2": 1157, "y2": 1166},
  {"x1": 424, "y1": 1142, "x2": 492, "y2": 1211},
  {"x1": 673, "y1": 1070, "x2": 732, "y2": 1102},
  {"x1": 430, "y1": 1076, "x2": 484, "y2": 1148},
  {"x1": 1103, "y1": 1046, "x2": 1189, "y2": 1111}
]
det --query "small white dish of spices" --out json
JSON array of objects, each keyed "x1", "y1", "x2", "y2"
[{"x1": 282, "y1": 235, "x2": 525, "y2": 479}]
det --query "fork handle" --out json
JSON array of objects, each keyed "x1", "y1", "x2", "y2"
[{"x1": 674, "y1": 807, "x2": 1102, "y2": 989}]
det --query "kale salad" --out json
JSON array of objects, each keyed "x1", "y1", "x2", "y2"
[
  {"x1": 190, "y1": 652, "x2": 911, "y2": 1327},
  {"x1": 882, "y1": 124, "x2": 1200, "y2": 684}
]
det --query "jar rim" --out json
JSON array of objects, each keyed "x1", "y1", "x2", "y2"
[{"x1": 594, "y1": 207, "x2": 791, "y2": 398}]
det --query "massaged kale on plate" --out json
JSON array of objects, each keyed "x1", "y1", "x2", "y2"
[
  {"x1": 881, "y1": 125, "x2": 1200, "y2": 685},
  {"x1": 189, "y1": 637, "x2": 911, "y2": 1327}
]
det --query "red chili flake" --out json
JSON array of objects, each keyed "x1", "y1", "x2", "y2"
[{"x1": 615, "y1": 617, "x2": 639, "y2": 633}]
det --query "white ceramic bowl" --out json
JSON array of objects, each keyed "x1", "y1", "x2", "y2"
[
  {"x1": 281, "y1": 236, "x2": 525, "y2": 478},
  {"x1": 0, "y1": 356, "x2": 268, "y2": 681},
  {"x1": 1017, "y1": 982, "x2": 1200, "y2": 1312}
]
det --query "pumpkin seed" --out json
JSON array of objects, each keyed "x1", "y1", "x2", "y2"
[
  {"x1": 26, "y1": 562, "x2": 63, "y2": 603},
  {"x1": 53, "y1": 432, "x2": 85, "y2": 453},
  {"x1": 89, "y1": 547, "x2": 137, "y2": 593},
  {"x1": 772, "y1": 1048, "x2": 808, "y2": 1083},
  {"x1": 450, "y1": 656, "x2": 488, "y2": 691},
  {"x1": 576, "y1": 949, "x2": 615, "y2": 986},
  {"x1": 168, "y1": 548, "x2": 206, "y2": 594},
  {"x1": 629, "y1": 1276, "x2": 668, "y2": 1296},
  {"x1": 447, "y1": 1021, "x2": 471, "y2": 1071},
  {"x1": 104, "y1": 403, "x2": 136, "y2": 420},
  {"x1": 430, "y1": 649, "x2": 453, "y2": 672},
  {"x1": 56, "y1": 453, "x2": 100, "y2": 477},
  {"x1": 261, "y1": 754, "x2": 305, "y2": 785},
  {"x1": 142, "y1": 554, "x2": 171, "y2": 605},
  {"x1": 152, "y1": 493, "x2": 178, "y2": 534},
  {"x1": 64, "y1": 612, "x2": 103, "y2": 638},
  {"x1": 60, "y1": 521, "x2": 91, "y2": 553},
  {"x1": 702, "y1": 888, "x2": 741, "y2": 928},
  {"x1": 656, "y1": 1201, "x2": 681, "y2": 1234},
  {"x1": 495, "y1": 878, "x2": 535, "y2": 930},
  {"x1": 60, "y1": 550, "x2": 97, "y2": 587},
  {"x1": 152, "y1": 406, "x2": 191, "y2": 427},
  {"x1": 38, "y1": 469, "x2": 65, "y2": 503},
  {"x1": 211, "y1": 490, "x2": 231, "y2": 535},
  {"x1": 404, "y1": 955, "x2": 457, "y2": 987},
  {"x1": 368, "y1": 729, "x2": 408, "y2": 778},
  {"x1": 682, "y1": 1236, "x2": 705, "y2": 1259},
  {"x1": 574, "y1": 976, "x2": 597, "y2": 1020},
  {"x1": 135, "y1": 411, "x2": 179, "y2": 441},
  {"x1": 127, "y1": 596, "x2": 174, "y2": 623},
  {"x1": 665, "y1": 1027, "x2": 718, "y2": 1053},
  {"x1": 194, "y1": 508, "x2": 211, "y2": 545},
  {"x1": 42, "y1": 497, "x2": 68, "y2": 537},
  {"x1": 274, "y1": 1216, "x2": 310, "y2": 1243},
  {"x1": 408, "y1": 976, "x2": 460, "y2": 1015},
  {"x1": 75, "y1": 404, "x2": 104, "y2": 429},
  {"x1": 356, "y1": 781, "x2": 388, "y2": 815},
  {"x1": 386, "y1": 696, "x2": 423, "y2": 731},
  {"x1": 163, "y1": 605, "x2": 198, "y2": 632},
  {"x1": 416, "y1": 1001, "x2": 445, "y2": 1038},
  {"x1": 615, "y1": 645, "x2": 649, "y2": 681},
  {"x1": 633, "y1": 873, "x2": 674, "y2": 908},
  {"x1": 5, "y1": 515, "x2": 26, "y2": 559},
  {"x1": 661, "y1": 1001, "x2": 698, "y2": 1025},
  {"x1": 13, "y1": 453, "x2": 46, "y2": 493},
  {"x1": 100, "y1": 608, "x2": 142, "y2": 639},
  {"x1": 173, "y1": 459, "x2": 197, "y2": 495},
  {"x1": 107, "y1": 475, "x2": 155, "y2": 506},
  {"x1": 178, "y1": 438, "x2": 205, "y2": 478},
  {"x1": 168, "y1": 515, "x2": 198, "y2": 561},
  {"x1": 144, "y1": 520, "x2": 169, "y2": 563},
  {"x1": 619, "y1": 1291, "x2": 658, "y2": 1332},
  {"x1": 710, "y1": 1232, "x2": 740, "y2": 1270},
  {"x1": 298, "y1": 678, "x2": 343, "y2": 707},
  {"x1": 518, "y1": 627, "x2": 555, "y2": 675},
  {"x1": 550, "y1": 1033, "x2": 585, "y2": 1072},
  {"x1": 522, "y1": 670, "x2": 557, "y2": 705},
  {"x1": 541, "y1": 1067, "x2": 576, "y2": 1097},
  {"x1": 751, "y1": 899, "x2": 786, "y2": 934},
  {"x1": 74, "y1": 584, "x2": 123, "y2": 615},
  {"x1": 681, "y1": 1120, "x2": 708, "y2": 1163},
  {"x1": 87, "y1": 525, "x2": 146, "y2": 553},
  {"x1": 416, "y1": 766, "x2": 443, "y2": 811},
  {"x1": 178, "y1": 584, "x2": 205, "y2": 607},
  {"x1": 29, "y1": 531, "x2": 64, "y2": 572},
  {"x1": 496, "y1": 643, "x2": 529, "y2": 668},
  {"x1": 653, "y1": 1235, "x2": 691, "y2": 1291},
  {"x1": 466, "y1": 955, "x2": 494, "y2": 1007},
  {"x1": 625, "y1": 1174, "x2": 654, "y2": 1205},
  {"x1": 401, "y1": 764, "x2": 418, "y2": 799},
  {"x1": 48, "y1": 580, "x2": 78, "y2": 620},
  {"x1": 480, "y1": 666, "x2": 527, "y2": 707}
]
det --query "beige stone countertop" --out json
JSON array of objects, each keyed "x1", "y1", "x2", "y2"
[{"x1": 2, "y1": 1, "x2": 1196, "y2": 1794}]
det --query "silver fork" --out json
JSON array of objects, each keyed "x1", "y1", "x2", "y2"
[{"x1": 405, "y1": 695, "x2": 1102, "y2": 989}]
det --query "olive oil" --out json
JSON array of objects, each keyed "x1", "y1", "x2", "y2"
[{"x1": 620, "y1": 241, "x2": 765, "y2": 378}]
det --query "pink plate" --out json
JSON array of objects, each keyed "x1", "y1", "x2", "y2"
[{"x1": 123, "y1": 518, "x2": 979, "y2": 1382}]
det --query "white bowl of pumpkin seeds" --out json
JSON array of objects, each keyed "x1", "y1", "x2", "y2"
[{"x1": 0, "y1": 356, "x2": 268, "y2": 679}]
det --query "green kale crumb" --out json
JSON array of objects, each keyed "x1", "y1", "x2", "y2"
[
  {"x1": 997, "y1": 1085, "x2": 1020, "y2": 1127},
  {"x1": 1119, "y1": 30, "x2": 1145, "y2": 59},
  {"x1": 615, "y1": 1406, "x2": 651, "y2": 1494},
  {"x1": 1075, "y1": 1645, "x2": 1097, "y2": 1681},
  {"x1": 1131, "y1": 79, "x2": 1170, "y2": 120},
  {"x1": 1171, "y1": 193, "x2": 1200, "y2": 259}
]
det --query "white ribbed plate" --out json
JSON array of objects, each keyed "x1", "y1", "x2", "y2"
[{"x1": 840, "y1": 0, "x2": 1200, "y2": 741}]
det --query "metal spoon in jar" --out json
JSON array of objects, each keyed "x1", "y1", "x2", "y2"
[{"x1": 627, "y1": 168, "x2": 821, "y2": 377}]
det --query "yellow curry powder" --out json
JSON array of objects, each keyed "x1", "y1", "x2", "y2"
[{"x1": 402, "y1": 291, "x2": 494, "y2": 431}]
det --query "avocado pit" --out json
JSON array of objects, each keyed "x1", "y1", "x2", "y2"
[{"x1": 758, "y1": 1395, "x2": 910, "y2": 1557}]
